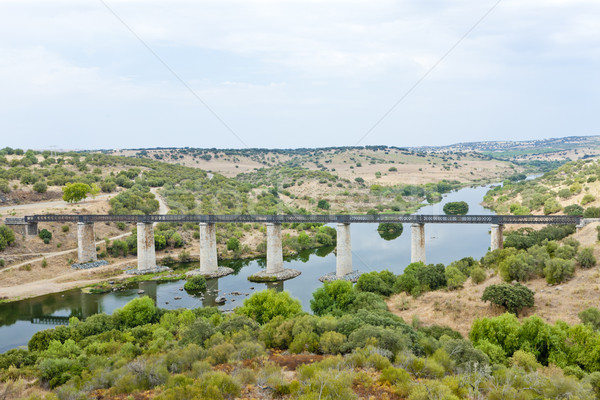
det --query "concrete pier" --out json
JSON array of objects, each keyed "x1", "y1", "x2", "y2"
[
  {"x1": 336, "y1": 223, "x2": 353, "y2": 277},
  {"x1": 411, "y1": 223, "x2": 426, "y2": 264},
  {"x1": 77, "y1": 222, "x2": 97, "y2": 263},
  {"x1": 490, "y1": 224, "x2": 504, "y2": 251},
  {"x1": 137, "y1": 222, "x2": 157, "y2": 271},
  {"x1": 266, "y1": 223, "x2": 284, "y2": 274},
  {"x1": 248, "y1": 222, "x2": 300, "y2": 282},
  {"x1": 199, "y1": 223, "x2": 218, "y2": 274}
]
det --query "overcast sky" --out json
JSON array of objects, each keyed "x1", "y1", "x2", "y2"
[{"x1": 1, "y1": 0, "x2": 599, "y2": 150}]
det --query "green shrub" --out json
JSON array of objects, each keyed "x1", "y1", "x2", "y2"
[
  {"x1": 33, "y1": 181, "x2": 48, "y2": 193},
  {"x1": 184, "y1": 275, "x2": 206, "y2": 292},
  {"x1": 577, "y1": 247, "x2": 597, "y2": 269},
  {"x1": 584, "y1": 207, "x2": 600, "y2": 218},
  {"x1": 237, "y1": 290, "x2": 302, "y2": 325},
  {"x1": 543, "y1": 258, "x2": 574, "y2": 284},
  {"x1": 481, "y1": 283, "x2": 534, "y2": 315},
  {"x1": 226, "y1": 237, "x2": 240, "y2": 252},
  {"x1": 444, "y1": 266, "x2": 466, "y2": 290},
  {"x1": 355, "y1": 271, "x2": 395, "y2": 296},
  {"x1": 310, "y1": 280, "x2": 356, "y2": 316},
  {"x1": 61, "y1": 225, "x2": 70, "y2": 233},
  {"x1": 582, "y1": 194, "x2": 596, "y2": 205},
  {"x1": 470, "y1": 267, "x2": 486, "y2": 284},
  {"x1": 114, "y1": 296, "x2": 158, "y2": 328},
  {"x1": 319, "y1": 331, "x2": 346, "y2": 354},
  {"x1": 378, "y1": 366, "x2": 411, "y2": 386},
  {"x1": 578, "y1": 307, "x2": 600, "y2": 331},
  {"x1": 564, "y1": 204, "x2": 584, "y2": 216},
  {"x1": 317, "y1": 199, "x2": 330, "y2": 210},
  {"x1": 39, "y1": 228, "x2": 52, "y2": 244},
  {"x1": 0, "y1": 225, "x2": 16, "y2": 250},
  {"x1": 510, "y1": 350, "x2": 541, "y2": 372}
]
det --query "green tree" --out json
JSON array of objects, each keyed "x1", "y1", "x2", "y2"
[
  {"x1": 310, "y1": 280, "x2": 356, "y2": 316},
  {"x1": 38, "y1": 228, "x2": 52, "y2": 244},
  {"x1": 543, "y1": 258, "x2": 574, "y2": 284},
  {"x1": 317, "y1": 199, "x2": 330, "y2": 210},
  {"x1": 445, "y1": 266, "x2": 467, "y2": 290},
  {"x1": 481, "y1": 283, "x2": 535, "y2": 316},
  {"x1": 0, "y1": 225, "x2": 16, "y2": 251},
  {"x1": 62, "y1": 182, "x2": 91, "y2": 203},
  {"x1": 237, "y1": 290, "x2": 302, "y2": 324},
  {"x1": 227, "y1": 237, "x2": 240, "y2": 252}
]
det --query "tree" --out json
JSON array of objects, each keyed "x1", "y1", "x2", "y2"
[
  {"x1": 0, "y1": 225, "x2": 16, "y2": 251},
  {"x1": 33, "y1": 181, "x2": 48, "y2": 193},
  {"x1": 543, "y1": 258, "x2": 574, "y2": 284},
  {"x1": 310, "y1": 280, "x2": 356, "y2": 316},
  {"x1": 227, "y1": 237, "x2": 240, "y2": 252},
  {"x1": 89, "y1": 183, "x2": 101, "y2": 199},
  {"x1": 317, "y1": 199, "x2": 330, "y2": 210},
  {"x1": 445, "y1": 266, "x2": 467, "y2": 290},
  {"x1": 62, "y1": 182, "x2": 91, "y2": 203},
  {"x1": 236, "y1": 290, "x2": 302, "y2": 324},
  {"x1": 481, "y1": 283, "x2": 534, "y2": 316},
  {"x1": 443, "y1": 201, "x2": 468, "y2": 215}
]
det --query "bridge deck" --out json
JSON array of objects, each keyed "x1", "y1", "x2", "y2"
[{"x1": 19, "y1": 214, "x2": 581, "y2": 225}]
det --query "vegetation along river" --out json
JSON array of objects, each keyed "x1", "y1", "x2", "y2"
[{"x1": 0, "y1": 183, "x2": 497, "y2": 352}]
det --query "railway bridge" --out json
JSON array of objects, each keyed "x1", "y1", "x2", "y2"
[{"x1": 5, "y1": 214, "x2": 582, "y2": 281}]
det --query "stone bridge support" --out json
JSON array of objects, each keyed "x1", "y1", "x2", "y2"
[
  {"x1": 411, "y1": 223, "x2": 426, "y2": 264},
  {"x1": 266, "y1": 223, "x2": 284, "y2": 274},
  {"x1": 137, "y1": 222, "x2": 157, "y2": 272},
  {"x1": 336, "y1": 223, "x2": 353, "y2": 277},
  {"x1": 77, "y1": 222, "x2": 97, "y2": 264},
  {"x1": 248, "y1": 222, "x2": 300, "y2": 282},
  {"x1": 490, "y1": 224, "x2": 504, "y2": 251},
  {"x1": 199, "y1": 223, "x2": 218, "y2": 274}
]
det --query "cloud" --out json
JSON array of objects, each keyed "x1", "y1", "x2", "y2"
[{"x1": 0, "y1": 0, "x2": 598, "y2": 148}]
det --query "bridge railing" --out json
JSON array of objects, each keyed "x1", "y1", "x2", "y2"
[{"x1": 21, "y1": 214, "x2": 582, "y2": 225}]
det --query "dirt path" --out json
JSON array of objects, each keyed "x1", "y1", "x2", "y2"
[{"x1": 0, "y1": 194, "x2": 114, "y2": 213}]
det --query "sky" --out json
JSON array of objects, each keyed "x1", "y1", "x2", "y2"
[{"x1": 0, "y1": 0, "x2": 599, "y2": 150}]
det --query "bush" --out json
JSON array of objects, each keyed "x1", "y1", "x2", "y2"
[
  {"x1": 578, "y1": 307, "x2": 600, "y2": 331},
  {"x1": 498, "y1": 253, "x2": 537, "y2": 282},
  {"x1": 39, "y1": 228, "x2": 52, "y2": 244},
  {"x1": 481, "y1": 283, "x2": 534, "y2": 315},
  {"x1": 317, "y1": 199, "x2": 330, "y2": 210},
  {"x1": 564, "y1": 204, "x2": 584, "y2": 216},
  {"x1": 114, "y1": 297, "x2": 158, "y2": 328},
  {"x1": 226, "y1": 237, "x2": 240, "y2": 252},
  {"x1": 543, "y1": 258, "x2": 574, "y2": 284},
  {"x1": 319, "y1": 331, "x2": 346, "y2": 354},
  {"x1": 470, "y1": 267, "x2": 487, "y2": 284},
  {"x1": 310, "y1": 280, "x2": 356, "y2": 316},
  {"x1": 184, "y1": 275, "x2": 206, "y2": 292},
  {"x1": 33, "y1": 181, "x2": 48, "y2": 193},
  {"x1": 355, "y1": 271, "x2": 395, "y2": 296},
  {"x1": 237, "y1": 290, "x2": 302, "y2": 324},
  {"x1": 582, "y1": 194, "x2": 596, "y2": 205},
  {"x1": 0, "y1": 225, "x2": 16, "y2": 250},
  {"x1": 445, "y1": 266, "x2": 466, "y2": 290},
  {"x1": 584, "y1": 207, "x2": 600, "y2": 218},
  {"x1": 577, "y1": 247, "x2": 597, "y2": 269}
]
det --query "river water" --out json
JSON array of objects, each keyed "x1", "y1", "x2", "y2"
[{"x1": 0, "y1": 184, "x2": 496, "y2": 352}]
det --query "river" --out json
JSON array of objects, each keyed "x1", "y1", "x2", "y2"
[{"x1": 0, "y1": 183, "x2": 496, "y2": 353}]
